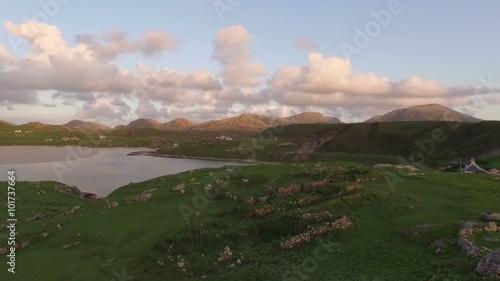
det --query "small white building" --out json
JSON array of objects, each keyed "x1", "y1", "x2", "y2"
[
  {"x1": 70, "y1": 137, "x2": 80, "y2": 141},
  {"x1": 25, "y1": 131, "x2": 33, "y2": 134},
  {"x1": 14, "y1": 130, "x2": 21, "y2": 133},
  {"x1": 173, "y1": 143, "x2": 179, "y2": 148},
  {"x1": 462, "y1": 158, "x2": 491, "y2": 174},
  {"x1": 99, "y1": 135, "x2": 107, "y2": 140},
  {"x1": 224, "y1": 137, "x2": 233, "y2": 141},
  {"x1": 44, "y1": 138, "x2": 53, "y2": 142},
  {"x1": 61, "y1": 137, "x2": 70, "y2": 141}
]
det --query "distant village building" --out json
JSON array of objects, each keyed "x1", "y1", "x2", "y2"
[
  {"x1": 70, "y1": 137, "x2": 80, "y2": 141},
  {"x1": 25, "y1": 131, "x2": 33, "y2": 134},
  {"x1": 44, "y1": 138, "x2": 53, "y2": 142},
  {"x1": 490, "y1": 168, "x2": 500, "y2": 175},
  {"x1": 99, "y1": 135, "x2": 107, "y2": 140},
  {"x1": 224, "y1": 137, "x2": 233, "y2": 141},
  {"x1": 216, "y1": 135, "x2": 225, "y2": 140},
  {"x1": 61, "y1": 137, "x2": 70, "y2": 141},
  {"x1": 462, "y1": 158, "x2": 491, "y2": 174},
  {"x1": 14, "y1": 130, "x2": 21, "y2": 133},
  {"x1": 173, "y1": 143, "x2": 179, "y2": 148}
]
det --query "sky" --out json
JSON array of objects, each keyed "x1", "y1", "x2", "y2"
[{"x1": 0, "y1": 0, "x2": 499, "y2": 126}]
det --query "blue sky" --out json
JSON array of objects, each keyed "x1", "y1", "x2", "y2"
[{"x1": 0, "y1": 0, "x2": 499, "y2": 125}]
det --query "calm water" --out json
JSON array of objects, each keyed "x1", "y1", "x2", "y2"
[{"x1": 0, "y1": 146, "x2": 236, "y2": 196}]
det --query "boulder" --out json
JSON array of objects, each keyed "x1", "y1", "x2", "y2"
[
  {"x1": 203, "y1": 184, "x2": 213, "y2": 191},
  {"x1": 108, "y1": 201, "x2": 119, "y2": 208},
  {"x1": 485, "y1": 222, "x2": 498, "y2": 232},
  {"x1": 481, "y1": 213, "x2": 500, "y2": 222},
  {"x1": 458, "y1": 237, "x2": 481, "y2": 257},
  {"x1": 171, "y1": 183, "x2": 186, "y2": 192},
  {"x1": 476, "y1": 249, "x2": 500, "y2": 279}
]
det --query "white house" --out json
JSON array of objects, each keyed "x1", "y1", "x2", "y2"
[
  {"x1": 224, "y1": 137, "x2": 233, "y2": 141},
  {"x1": 44, "y1": 138, "x2": 53, "y2": 142},
  {"x1": 99, "y1": 135, "x2": 107, "y2": 140},
  {"x1": 462, "y1": 158, "x2": 491, "y2": 174},
  {"x1": 14, "y1": 130, "x2": 21, "y2": 133},
  {"x1": 173, "y1": 143, "x2": 179, "y2": 148}
]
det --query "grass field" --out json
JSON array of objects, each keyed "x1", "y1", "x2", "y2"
[{"x1": 1, "y1": 162, "x2": 499, "y2": 280}]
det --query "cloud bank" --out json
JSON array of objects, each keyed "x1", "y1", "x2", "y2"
[{"x1": 0, "y1": 20, "x2": 498, "y2": 124}]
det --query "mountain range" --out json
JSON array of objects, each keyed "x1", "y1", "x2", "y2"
[{"x1": 0, "y1": 104, "x2": 484, "y2": 132}]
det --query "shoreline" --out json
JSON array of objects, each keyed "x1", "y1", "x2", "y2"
[{"x1": 128, "y1": 150, "x2": 279, "y2": 165}]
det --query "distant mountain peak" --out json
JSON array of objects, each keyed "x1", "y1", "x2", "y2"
[
  {"x1": 164, "y1": 118, "x2": 197, "y2": 130},
  {"x1": 365, "y1": 104, "x2": 482, "y2": 123},
  {"x1": 63, "y1": 120, "x2": 111, "y2": 130}
]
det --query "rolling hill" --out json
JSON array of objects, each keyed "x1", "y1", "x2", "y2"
[
  {"x1": 192, "y1": 112, "x2": 341, "y2": 131},
  {"x1": 283, "y1": 112, "x2": 342, "y2": 124},
  {"x1": 0, "y1": 120, "x2": 15, "y2": 126},
  {"x1": 256, "y1": 121, "x2": 500, "y2": 165},
  {"x1": 1, "y1": 163, "x2": 499, "y2": 280},
  {"x1": 63, "y1": 120, "x2": 111, "y2": 130},
  {"x1": 365, "y1": 104, "x2": 482, "y2": 123},
  {"x1": 163, "y1": 118, "x2": 198, "y2": 130}
]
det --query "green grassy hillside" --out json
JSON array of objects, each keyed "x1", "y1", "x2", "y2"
[
  {"x1": 257, "y1": 121, "x2": 500, "y2": 165},
  {"x1": 1, "y1": 163, "x2": 499, "y2": 280}
]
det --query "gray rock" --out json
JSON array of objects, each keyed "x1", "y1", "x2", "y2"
[
  {"x1": 476, "y1": 249, "x2": 500, "y2": 278},
  {"x1": 481, "y1": 213, "x2": 500, "y2": 222},
  {"x1": 484, "y1": 237, "x2": 499, "y2": 243},
  {"x1": 458, "y1": 237, "x2": 481, "y2": 257}
]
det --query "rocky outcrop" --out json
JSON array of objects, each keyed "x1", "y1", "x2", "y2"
[
  {"x1": 476, "y1": 249, "x2": 500, "y2": 279},
  {"x1": 279, "y1": 216, "x2": 353, "y2": 249},
  {"x1": 124, "y1": 192, "x2": 153, "y2": 204},
  {"x1": 279, "y1": 233, "x2": 311, "y2": 249},
  {"x1": 457, "y1": 220, "x2": 495, "y2": 258},
  {"x1": 301, "y1": 211, "x2": 333, "y2": 222}
]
